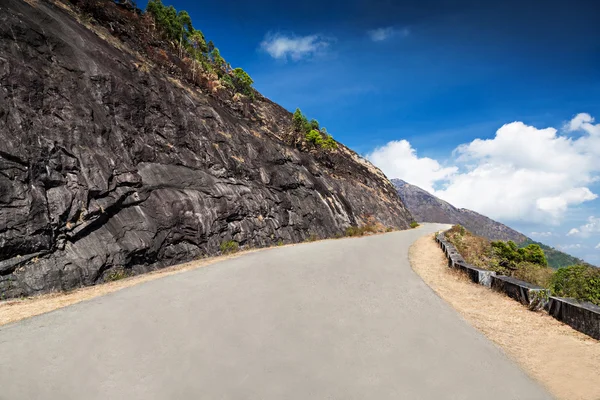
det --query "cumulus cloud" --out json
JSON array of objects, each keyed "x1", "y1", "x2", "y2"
[
  {"x1": 260, "y1": 33, "x2": 330, "y2": 61},
  {"x1": 567, "y1": 216, "x2": 600, "y2": 237},
  {"x1": 366, "y1": 140, "x2": 457, "y2": 193},
  {"x1": 530, "y1": 231, "x2": 553, "y2": 237},
  {"x1": 367, "y1": 27, "x2": 409, "y2": 42},
  {"x1": 368, "y1": 113, "x2": 600, "y2": 223}
]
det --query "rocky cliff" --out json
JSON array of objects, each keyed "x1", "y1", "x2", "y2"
[{"x1": 0, "y1": 0, "x2": 413, "y2": 298}]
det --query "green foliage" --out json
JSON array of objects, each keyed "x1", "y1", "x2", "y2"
[
  {"x1": 187, "y1": 29, "x2": 207, "y2": 56},
  {"x1": 220, "y1": 74, "x2": 235, "y2": 89},
  {"x1": 146, "y1": 1, "x2": 255, "y2": 99},
  {"x1": 520, "y1": 239, "x2": 586, "y2": 270},
  {"x1": 146, "y1": 0, "x2": 193, "y2": 43},
  {"x1": 232, "y1": 67, "x2": 254, "y2": 96},
  {"x1": 491, "y1": 240, "x2": 547, "y2": 269},
  {"x1": 309, "y1": 119, "x2": 320, "y2": 131},
  {"x1": 321, "y1": 134, "x2": 337, "y2": 150},
  {"x1": 211, "y1": 47, "x2": 225, "y2": 71},
  {"x1": 306, "y1": 129, "x2": 324, "y2": 146},
  {"x1": 550, "y1": 264, "x2": 600, "y2": 305},
  {"x1": 106, "y1": 269, "x2": 129, "y2": 282},
  {"x1": 292, "y1": 108, "x2": 309, "y2": 133},
  {"x1": 410, "y1": 221, "x2": 419, "y2": 229},
  {"x1": 292, "y1": 110, "x2": 338, "y2": 150},
  {"x1": 220, "y1": 240, "x2": 239, "y2": 254}
]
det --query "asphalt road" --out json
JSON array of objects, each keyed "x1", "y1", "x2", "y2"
[{"x1": 0, "y1": 223, "x2": 552, "y2": 400}]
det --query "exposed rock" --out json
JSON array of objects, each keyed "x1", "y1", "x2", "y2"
[{"x1": 0, "y1": 0, "x2": 413, "y2": 298}]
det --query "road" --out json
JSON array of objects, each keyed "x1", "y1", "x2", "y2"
[{"x1": 0, "y1": 223, "x2": 552, "y2": 400}]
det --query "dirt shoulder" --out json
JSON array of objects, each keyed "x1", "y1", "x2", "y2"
[
  {"x1": 409, "y1": 234, "x2": 600, "y2": 400},
  {"x1": 0, "y1": 249, "x2": 261, "y2": 327}
]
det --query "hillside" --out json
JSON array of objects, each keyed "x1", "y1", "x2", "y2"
[
  {"x1": 0, "y1": 0, "x2": 413, "y2": 298},
  {"x1": 393, "y1": 179, "x2": 526, "y2": 242},
  {"x1": 392, "y1": 179, "x2": 586, "y2": 269}
]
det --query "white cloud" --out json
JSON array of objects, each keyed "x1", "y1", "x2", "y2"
[
  {"x1": 596, "y1": 243, "x2": 600, "y2": 249},
  {"x1": 367, "y1": 27, "x2": 409, "y2": 42},
  {"x1": 558, "y1": 244, "x2": 583, "y2": 250},
  {"x1": 567, "y1": 216, "x2": 600, "y2": 238},
  {"x1": 369, "y1": 114, "x2": 600, "y2": 223},
  {"x1": 530, "y1": 231, "x2": 553, "y2": 237},
  {"x1": 260, "y1": 33, "x2": 330, "y2": 61},
  {"x1": 366, "y1": 140, "x2": 457, "y2": 193}
]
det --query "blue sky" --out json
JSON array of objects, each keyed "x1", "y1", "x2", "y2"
[{"x1": 139, "y1": 0, "x2": 600, "y2": 264}]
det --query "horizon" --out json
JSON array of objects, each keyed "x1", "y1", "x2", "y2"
[{"x1": 137, "y1": 0, "x2": 600, "y2": 264}]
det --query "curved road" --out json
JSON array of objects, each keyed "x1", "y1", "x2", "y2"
[{"x1": 0, "y1": 223, "x2": 551, "y2": 399}]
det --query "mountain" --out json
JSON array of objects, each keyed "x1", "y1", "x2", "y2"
[
  {"x1": 392, "y1": 179, "x2": 527, "y2": 242},
  {"x1": 392, "y1": 179, "x2": 586, "y2": 269},
  {"x1": 0, "y1": 0, "x2": 413, "y2": 298}
]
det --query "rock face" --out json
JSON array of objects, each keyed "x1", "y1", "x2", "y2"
[
  {"x1": 0, "y1": 0, "x2": 413, "y2": 298},
  {"x1": 392, "y1": 179, "x2": 527, "y2": 242}
]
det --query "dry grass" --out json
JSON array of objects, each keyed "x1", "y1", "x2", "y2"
[
  {"x1": 0, "y1": 250, "x2": 261, "y2": 327},
  {"x1": 409, "y1": 234, "x2": 600, "y2": 400},
  {"x1": 445, "y1": 225, "x2": 495, "y2": 268}
]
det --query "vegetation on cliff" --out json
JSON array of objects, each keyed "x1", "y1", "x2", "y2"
[
  {"x1": 445, "y1": 225, "x2": 600, "y2": 305},
  {"x1": 292, "y1": 108, "x2": 338, "y2": 151}
]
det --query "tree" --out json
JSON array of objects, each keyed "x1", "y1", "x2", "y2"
[
  {"x1": 306, "y1": 129, "x2": 323, "y2": 146},
  {"x1": 321, "y1": 134, "x2": 337, "y2": 150},
  {"x1": 207, "y1": 40, "x2": 215, "y2": 53},
  {"x1": 211, "y1": 48, "x2": 226, "y2": 71},
  {"x1": 309, "y1": 119, "x2": 319, "y2": 131},
  {"x1": 518, "y1": 244, "x2": 547, "y2": 266},
  {"x1": 293, "y1": 108, "x2": 306, "y2": 132},
  {"x1": 231, "y1": 68, "x2": 254, "y2": 96},
  {"x1": 188, "y1": 29, "x2": 207, "y2": 56}
]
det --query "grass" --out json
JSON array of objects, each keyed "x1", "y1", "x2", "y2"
[
  {"x1": 444, "y1": 225, "x2": 599, "y2": 305},
  {"x1": 410, "y1": 235, "x2": 600, "y2": 400},
  {"x1": 219, "y1": 240, "x2": 239, "y2": 255},
  {"x1": 105, "y1": 269, "x2": 129, "y2": 282}
]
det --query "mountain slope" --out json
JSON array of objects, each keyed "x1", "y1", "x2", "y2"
[
  {"x1": 392, "y1": 179, "x2": 586, "y2": 269},
  {"x1": 0, "y1": 0, "x2": 413, "y2": 298},
  {"x1": 392, "y1": 179, "x2": 526, "y2": 242}
]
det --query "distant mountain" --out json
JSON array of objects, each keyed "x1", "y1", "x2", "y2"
[
  {"x1": 392, "y1": 179, "x2": 527, "y2": 242},
  {"x1": 392, "y1": 179, "x2": 587, "y2": 269}
]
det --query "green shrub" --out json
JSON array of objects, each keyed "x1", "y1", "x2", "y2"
[
  {"x1": 491, "y1": 241, "x2": 548, "y2": 269},
  {"x1": 106, "y1": 269, "x2": 129, "y2": 282},
  {"x1": 232, "y1": 68, "x2": 254, "y2": 96},
  {"x1": 306, "y1": 129, "x2": 324, "y2": 146},
  {"x1": 220, "y1": 74, "x2": 235, "y2": 89},
  {"x1": 321, "y1": 134, "x2": 337, "y2": 150},
  {"x1": 410, "y1": 221, "x2": 419, "y2": 229},
  {"x1": 550, "y1": 264, "x2": 600, "y2": 305},
  {"x1": 220, "y1": 240, "x2": 239, "y2": 254}
]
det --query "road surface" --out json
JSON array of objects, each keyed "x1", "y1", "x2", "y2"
[{"x1": 0, "y1": 223, "x2": 552, "y2": 399}]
